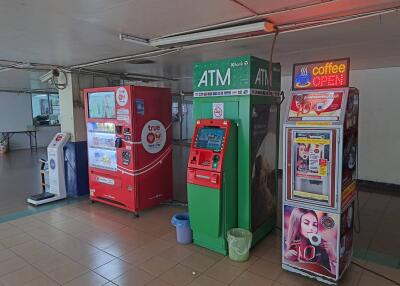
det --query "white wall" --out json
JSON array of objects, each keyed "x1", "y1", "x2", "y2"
[
  {"x1": 0, "y1": 92, "x2": 33, "y2": 132},
  {"x1": 279, "y1": 67, "x2": 400, "y2": 185},
  {"x1": 0, "y1": 92, "x2": 60, "y2": 150}
]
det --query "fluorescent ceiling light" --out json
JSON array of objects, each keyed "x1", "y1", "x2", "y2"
[
  {"x1": 119, "y1": 33, "x2": 151, "y2": 46},
  {"x1": 149, "y1": 21, "x2": 274, "y2": 47}
]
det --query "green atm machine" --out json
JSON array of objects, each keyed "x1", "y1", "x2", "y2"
[
  {"x1": 188, "y1": 55, "x2": 282, "y2": 254},
  {"x1": 187, "y1": 119, "x2": 237, "y2": 254}
]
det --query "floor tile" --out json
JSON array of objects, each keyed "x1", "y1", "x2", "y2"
[
  {"x1": 0, "y1": 265, "x2": 46, "y2": 286},
  {"x1": 139, "y1": 255, "x2": 177, "y2": 277},
  {"x1": 248, "y1": 258, "x2": 283, "y2": 281},
  {"x1": 21, "y1": 276, "x2": 59, "y2": 286},
  {"x1": 78, "y1": 250, "x2": 116, "y2": 269},
  {"x1": 205, "y1": 259, "x2": 244, "y2": 284},
  {"x1": 0, "y1": 249, "x2": 16, "y2": 263},
  {"x1": 188, "y1": 275, "x2": 227, "y2": 286},
  {"x1": 221, "y1": 255, "x2": 259, "y2": 270},
  {"x1": 180, "y1": 252, "x2": 219, "y2": 273},
  {"x1": 358, "y1": 270, "x2": 395, "y2": 286},
  {"x1": 276, "y1": 271, "x2": 318, "y2": 286},
  {"x1": 159, "y1": 264, "x2": 199, "y2": 286},
  {"x1": 159, "y1": 245, "x2": 194, "y2": 263},
  {"x1": 0, "y1": 256, "x2": 28, "y2": 277},
  {"x1": 0, "y1": 233, "x2": 34, "y2": 248},
  {"x1": 94, "y1": 258, "x2": 133, "y2": 281},
  {"x1": 231, "y1": 271, "x2": 273, "y2": 286},
  {"x1": 46, "y1": 260, "x2": 89, "y2": 284},
  {"x1": 112, "y1": 266, "x2": 154, "y2": 286},
  {"x1": 64, "y1": 271, "x2": 109, "y2": 286},
  {"x1": 145, "y1": 278, "x2": 173, "y2": 286}
]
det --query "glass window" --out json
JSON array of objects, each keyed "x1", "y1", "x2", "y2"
[
  {"x1": 32, "y1": 93, "x2": 60, "y2": 126},
  {"x1": 172, "y1": 94, "x2": 194, "y2": 144}
]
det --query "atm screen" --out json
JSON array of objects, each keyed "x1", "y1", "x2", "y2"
[{"x1": 195, "y1": 127, "x2": 225, "y2": 151}]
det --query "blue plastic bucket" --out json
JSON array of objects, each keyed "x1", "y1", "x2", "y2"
[{"x1": 171, "y1": 213, "x2": 192, "y2": 244}]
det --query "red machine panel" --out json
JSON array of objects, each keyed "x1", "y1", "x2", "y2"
[
  {"x1": 187, "y1": 119, "x2": 231, "y2": 189},
  {"x1": 84, "y1": 86, "x2": 172, "y2": 213}
]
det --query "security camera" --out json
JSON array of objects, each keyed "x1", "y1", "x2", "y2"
[{"x1": 40, "y1": 69, "x2": 60, "y2": 83}]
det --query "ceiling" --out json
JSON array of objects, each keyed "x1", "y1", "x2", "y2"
[{"x1": 0, "y1": 0, "x2": 399, "y2": 91}]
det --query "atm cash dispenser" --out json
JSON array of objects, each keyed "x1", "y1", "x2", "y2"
[{"x1": 187, "y1": 119, "x2": 237, "y2": 255}]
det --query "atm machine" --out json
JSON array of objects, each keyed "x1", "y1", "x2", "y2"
[
  {"x1": 282, "y1": 58, "x2": 359, "y2": 284},
  {"x1": 187, "y1": 119, "x2": 237, "y2": 255},
  {"x1": 188, "y1": 55, "x2": 282, "y2": 254},
  {"x1": 27, "y1": 133, "x2": 70, "y2": 205}
]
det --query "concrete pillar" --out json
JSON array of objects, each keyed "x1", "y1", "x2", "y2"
[{"x1": 58, "y1": 73, "x2": 89, "y2": 197}]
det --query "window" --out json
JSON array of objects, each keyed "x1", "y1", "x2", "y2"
[
  {"x1": 172, "y1": 94, "x2": 194, "y2": 144},
  {"x1": 32, "y1": 93, "x2": 60, "y2": 126}
]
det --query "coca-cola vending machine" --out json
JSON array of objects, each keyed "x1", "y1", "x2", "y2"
[{"x1": 84, "y1": 86, "x2": 172, "y2": 216}]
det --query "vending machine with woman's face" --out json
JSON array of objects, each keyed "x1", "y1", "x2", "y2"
[{"x1": 282, "y1": 58, "x2": 359, "y2": 284}]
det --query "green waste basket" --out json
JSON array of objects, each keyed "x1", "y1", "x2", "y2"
[{"x1": 227, "y1": 228, "x2": 252, "y2": 262}]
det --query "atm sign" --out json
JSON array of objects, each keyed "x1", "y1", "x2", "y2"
[{"x1": 292, "y1": 58, "x2": 350, "y2": 90}]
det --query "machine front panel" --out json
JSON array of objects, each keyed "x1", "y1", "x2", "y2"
[
  {"x1": 188, "y1": 120, "x2": 231, "y2": 184},
  {"x1": 282, "y1": 203, "x2": 340, "y2": 281},
  {"x1": 286, "y1": 128, "x2": 337, "y2": 209}
]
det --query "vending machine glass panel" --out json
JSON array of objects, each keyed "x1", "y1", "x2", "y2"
[
  {"x1": 87, "y1": 122, "x2": 117, "y2": 171},
  {"x1": 288, "y1": 129, "x2": 335, "y2": 207},
  {"x1": 88, "y1": 91, "x2": 116, "y2": 119}
]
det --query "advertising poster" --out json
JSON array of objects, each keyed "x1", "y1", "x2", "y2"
[
  {"x1": 339, "y1": 202, "x2": 354, "y2": 276},
  {"x1": 292, "y1": 131, "x2": 331, "y2": 203},
  {"x1": 283, "y1": 205, "x2": 339, "y2": 279},
  {"x1": 288, "y1": 91, "x2": 343, "y2": 121},
  {"x1": 251, "y1": 104, "x2": 277, "y2": 231}
]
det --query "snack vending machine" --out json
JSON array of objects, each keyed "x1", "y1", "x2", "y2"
[
  {"x1": 84, "y1": 86, "x2": 172, "y2": 215},
  {"x1": 282, "y1": 58, "x2": 359, "y2": 284},
  {"x1": 187, "y1": 119, "x2": 237, "y2": 254}
]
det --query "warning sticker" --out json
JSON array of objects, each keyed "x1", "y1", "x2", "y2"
[{"x1": 212, "y1": 103, "x2": 224, "y2": 119}]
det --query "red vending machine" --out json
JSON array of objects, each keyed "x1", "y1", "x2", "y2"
[
  {"x1": 282, "y1": 59, "x2": 359, "y2": 284},
  {"x1": 84, "y1": 86, "x2": 172, "y2": 215}
]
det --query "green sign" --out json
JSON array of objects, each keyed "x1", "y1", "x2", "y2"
[{"x1": 193, "y1": 55, "x2": 281, "y2": 97}]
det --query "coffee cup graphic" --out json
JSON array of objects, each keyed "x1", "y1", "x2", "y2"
[{"x1": 308, "y1": 233, "x2": 322, "y2": 246}]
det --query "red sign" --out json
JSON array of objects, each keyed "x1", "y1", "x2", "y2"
[
  {"x1": 288, "y1": 91, "x2": 344, "y2": 121},
  {"x1": 293, "y1": 58, "x2": 350, "y2": 90}
]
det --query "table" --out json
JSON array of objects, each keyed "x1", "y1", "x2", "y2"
[{"x1": 0, "y1": 130, "x2": 37, "y2": 151}]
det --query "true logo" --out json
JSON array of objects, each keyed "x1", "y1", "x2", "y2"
[{"x1": 141, "y1": 120, "x2": 166, "y2": 154}]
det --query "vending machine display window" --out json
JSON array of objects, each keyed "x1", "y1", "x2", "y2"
[
  {"x1": 88, "y1": 91, "x2": 116, "y2": 119},
  {"x1": 87, "y1": 122, "x2": 117, "y2": 171},
  {"x1": 287, "y1": 129, "x2": 337, "y2": 208}
]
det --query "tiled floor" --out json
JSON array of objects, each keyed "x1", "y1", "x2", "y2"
[
  {"x1": 0, "y1": 148, "x2": 46, "y2": 216},
  {"x1": 0, "y1": 150, "x2": 399, "y2": 285},
  {"x1": 0, "y1": 200, "x2": 398, "y2": 286}
]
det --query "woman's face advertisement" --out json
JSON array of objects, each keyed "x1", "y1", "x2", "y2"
[{"x1": 283, "y1": 205, "x2": 338, "y2": 278}]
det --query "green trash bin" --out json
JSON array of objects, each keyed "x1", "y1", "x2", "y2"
[{"x1": 227, "y1": 228, "x2": 252, "y2": 262}]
